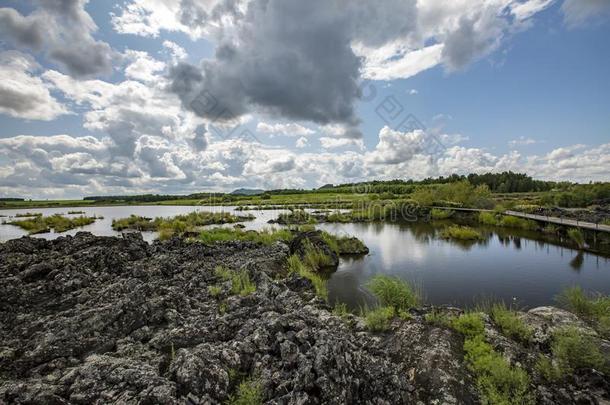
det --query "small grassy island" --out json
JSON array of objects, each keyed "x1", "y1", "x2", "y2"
[{"x1": 5, "y1": 214, "x2": 98, "y2": 234}]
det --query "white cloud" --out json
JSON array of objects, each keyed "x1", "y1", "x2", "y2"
[
  {"x1": 123, "y1": 50, "x2": 165, "y2": 82},
  {"x1": 162, "y1": 40, "x2": 187, "y2": 62},
  {"x1": 296, "y1": 137, "x2": 308, "y2": 148},
  {"x1": 320, "y1": 137, "x2": 365, "y2": 150},
  {"x1": 256, "y1": 122, "x2": 315, "y2": 137},
  {"x1": 409, "y1": 89, "x2": 418, "y2": 95},
  {"x1": 0, "y1": 51, "x2": 69, "y2": 120},
  {"x1": 508, "y1": 136, "x2": 541, "y2": 147}
]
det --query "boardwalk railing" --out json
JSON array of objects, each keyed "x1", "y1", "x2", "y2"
[{"x1": 429, "y1": 206, "x2": 610, "y2": 233}]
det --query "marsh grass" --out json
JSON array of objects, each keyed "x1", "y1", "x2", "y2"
[
  {"x1": 366, "y1": 275, "x2": 420, "y2": 312},
  {"x1": 111, "y1": 211, "x2": 255, "y2": 233},
  {"x1": 490, "y1": 303, "x2": 533, "y2": 343},
  {"x1": 556, "y1": 286, "x2": 610, "y2": 338},
  {"x1": 8, "y1": 214, "x2": 97, "y2": 234},
  {"x1": 208, "y1": 285, "x2": 222, "y2": 297},
  {"x1": 551, "y1": 327, "x2": 605, "y2": 374},
  {"x1": 451, "y1": 312, "x2": 485, "y2": 337},
  {"x1": 440, "y1": 225, "x2": 483, "y2": 241},
  {"x1": 431, "y1": 208, "x2": 454, "y2": 220},
  {"x1": 277, "y1": 209, "x2": 317, "y2": 224},
  {"x1": 362, "y1": 306, "x2": 395, "y2": 332},
  {"x1": 567, "y1": 228, "x2": 585, "y2": 249},
  {"x1": 199, "y1": 227, "x2": 292, "y2": 245},
  {"x1": 287, "y1": 255, "x2": 328, "y2": 299},
  {"x1": 425, "y1": 310, "x2": 455, "y2": 328},
  {"x1": 301, "y1": 240, "x2": 334, "y2": 271},
  {"x1": 230, "y1": 270, "x2": 256, "y2": 296},
  {"x1": 478, "y1": 212, "x2": 537, "y2": 230}
]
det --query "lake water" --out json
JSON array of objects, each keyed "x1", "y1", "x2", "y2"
[{"x1": 1, "y1": 206, "x2": 609, "y2": 308}]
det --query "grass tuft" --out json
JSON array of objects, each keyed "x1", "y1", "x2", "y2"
[
  {"x1": 363, "y1": 306, "x2": 395, "y2": 332},
  {"x1": 287, "y1": 255, "x2": 328, "y2": 299},
  {"x1": 440, "y1": 225, "x2": 483, "y2": 241},
  {"x1": 556, "y1": 286, "x2": 610, "y2": 338},
  {"x1": 366, "y1": 275, "x2": 420, "y2": 312},
  {"x1": 490, "y1": 303, "x2": 533, "y2": 343},
  {"x1": 227, "y1": 378, "x2": 263, "y2": 405}
]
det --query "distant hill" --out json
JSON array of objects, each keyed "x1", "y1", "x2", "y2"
[{"x1": 231, "y1": 188, "x2": 265, "y2": 195}]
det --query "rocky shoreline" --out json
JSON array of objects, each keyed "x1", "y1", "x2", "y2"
[{"x1": 1, "y1": 232, "x2": 609, "y2": 404}]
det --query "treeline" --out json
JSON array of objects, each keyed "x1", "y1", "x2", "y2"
[
  {"x1": 322, "y1": 172, "x2": 557, "y2": 194},
  {"x1": 541, "y1": 183, "x2": 610, "y2": 208}
]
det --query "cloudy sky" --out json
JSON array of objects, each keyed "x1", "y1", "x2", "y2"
[{"x1": 0, "y1": 0, "x2": 609, "y2": 198}]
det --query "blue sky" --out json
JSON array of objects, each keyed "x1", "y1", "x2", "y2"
[{"x1": 0, "y1": 0, "x2": 609, "y2": 198}]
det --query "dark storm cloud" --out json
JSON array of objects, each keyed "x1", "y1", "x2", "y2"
[
  {"x1": 0, "y1": 8, "x2": 45, "y2": 49},
  {"x1": 0, "y1": 0, "x2": 113, "y2": 78}
]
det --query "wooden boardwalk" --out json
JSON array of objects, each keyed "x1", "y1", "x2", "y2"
[{"x1": 431, "y1": 207, "x2": 610, "y2": 233}]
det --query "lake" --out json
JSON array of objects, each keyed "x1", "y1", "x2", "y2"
[{"x1": 1, "y1": 205, "x2": 609, "y2": 309}]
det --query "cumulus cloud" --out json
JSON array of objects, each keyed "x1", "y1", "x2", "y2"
[
  {"x1": 123, "y1": 50, "x2": 166, "y2": 82},
  {"x1": 256, "y1": 122, "x2": 315, "y2": 137},
  {"x1": 0, "y1": 51, "x2": 69, "y2": 120},
  {"x1": 295, "y1": 137, "x2": 308, "y2": 148},
  {"x1": 0, "y1": 0, "x2": 114, "y2": 78}
]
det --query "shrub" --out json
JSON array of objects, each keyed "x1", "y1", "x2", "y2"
[
  {"x1": 431, "y1": 208, "x2": 454, "y2": 220},
  {"x1": 551, "y1": 327, "x2": 605, "y2": 373},
  {"x1": 440, "y1": 225, "x2": 483, "y2": 241},
  {"x1": 366, "y1": 275, "x2": 420, "y2": 312},
  {"x1": 535, "y1": 355, "x2": 563, "y2": 382},
  {"x1": 452, "y1": 313, "x2": 485, "y2": 338},
  {"x1": 363, "y1": 306, "x2": 395, "y2": 332},
  {"x1": 227, "y1": 378, "x2": 263, "y2": 405},
  {"x1": 479, "y1": 212, "x2": 499, "y2": 226},
  {"x1": 499, "y1": 215, "x2": 537, "y2": 230},
  {"x1": 556, "y1": 286, "x2": 610, "y2": 338},
  {"x1": 464, "y1": 336, "x2": 533, "y2": 405},
  {"x1": 490, "y1": 303, "x2": 533, "y2": 343}
]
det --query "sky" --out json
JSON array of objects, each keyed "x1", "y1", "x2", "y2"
[{"x1": 0, "y1": 0, "x2": 609, "y2": 199}]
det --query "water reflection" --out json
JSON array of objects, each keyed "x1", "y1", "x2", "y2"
[{"x1": 317, "y1": 220, "x2": 610, "y2": 309}]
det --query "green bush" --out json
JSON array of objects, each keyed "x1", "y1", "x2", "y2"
[
  {"x1": 440, "y1": 225, "x2": 483, "y2": 241},
  {"x1": 431, "y1": 208, "x2": 454, "y2": 220},
  {"x1": 479, "y1": 212, "x2": 499, "y2": 226},
  {"x1": 535, "y1": 355, "x2": 563, "y2": 382},
  {"x1": 366, "y1": 275, "x2": 420, "y2": 312},
  {"x1": 363, "y1": 306, "x2": 395, "y2": 332},
  {"x1": 464, "y1": 336, "x2": 533, "y2": 405},
  {"x1": 8, "y1": 214, "x2": 97, "y2": 234},
  {"x1": 452, "y1": 313, "x2": 485, "y2": 338},
  {"x1": 556, "y1": 286, "x2": 610, "y2": 338},
  {"x1": 490, "y1": 303, "x2": 533, "y2": 343},
  {"x1": 199, "y1": 227, "x2": 292, "y2": 245},
  {"x1": 551, "y1": 327, "x2": 605, "y2": 373}
]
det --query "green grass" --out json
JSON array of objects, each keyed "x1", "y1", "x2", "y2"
[
  {"x1": 14, "y1": 212, "x2": 42, "y2": 217},
  {"x1": 111, "y1": 211, "x2": 255, "y2": 234},
  {"x1": 230, "y1": 270, "x2": 256, "y2": 296},
  {"x1": 332, "y1": 302, "x2": 350, "y2": 319},
  {"x1": 551, "y1": 327, "x2": 605, "y2": 374},
  {"x1": 567, "y1": 228, "x2": 585, "y2": 249},
  {"x1": 464, "y1": 336, "x2": 533, "y2": 405},
  {"x1": 490, "y1": 303, "x2": 533, "y2": 343},
  {"x1": 556, "y1": 286, "x2": 610, "y2": 338},
  {"x1": 535, "y1": 355, "x2": 563, "y2": 382},
  {"x1": 451, "y1": 312, "x2": 486, "y2": 338},
  {"x1": 478, "y1": 212, "x2": 537, "y2": 230},
  {"x1": 276, "y1": 209, "x2": 317, "y2": 224},
  {"x1": 287, "y1": 255, "x2": 328, "y2": 299},
  {"x1": 199, "y1": 227, "x2": 292, "y2": 245},
  {"x1": 227, "y1": 378, "x2": 263, "y2": 405},
  {"x1": 366, "y1": 275, "x2": 420, "y2": 312},
  {"x1": 440, "y1": 225, "x2": 483, "y2": 241},
  {"x1": 363, "y1": 306, "x2": 395, "y2": 332},
  {"x1": 431, "y1": 208, "x2": 454, "y2": 219},
  {"x1": 7, "y1": 214, "x2": 97, "y2": 234},
  {"x1": 208, "y1": 285, "x2": 222, "y2": 297},
  {"x1": 301, "y1": 239, "x2": 335, "y2": 271},
  {"x1": 214, "y1": 266, "x2": 256, "y2": 297},
  {"x1": 425, "y1": 310, "x2": 455, "y2": 328}
]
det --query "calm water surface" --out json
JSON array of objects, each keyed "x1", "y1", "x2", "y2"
[{"x1": 1, "y1": 206, "x2": 609, "y2": 308}]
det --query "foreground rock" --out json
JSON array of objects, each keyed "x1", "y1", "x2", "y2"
[{"x1": 1, "y1": 233, "x2": 608, "y2": 404}]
